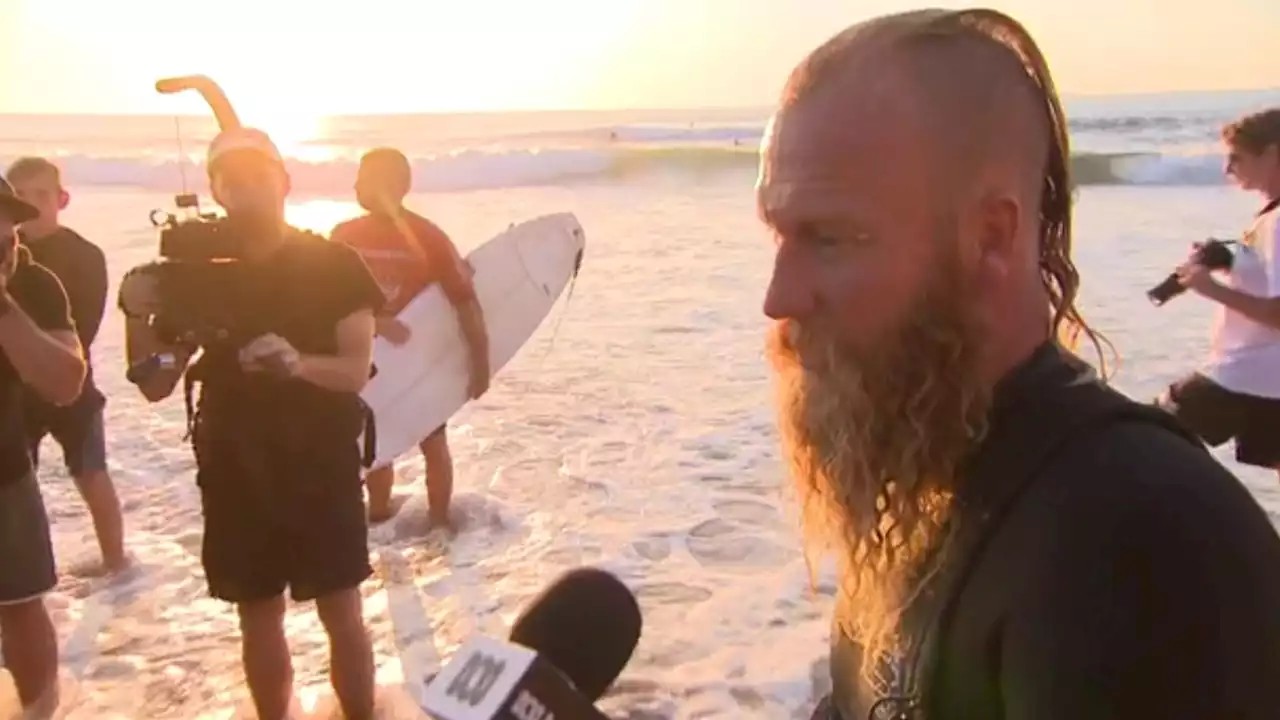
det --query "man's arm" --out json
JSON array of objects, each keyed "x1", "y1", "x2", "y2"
[
  {"x1": 433, "y1": 236, "x2": 489, "y2": 376},
  {"x1": 288, "y1": 243, "x2": 384, "y2": 393},
  {"x1": 454, "y1": 296, "x2": 489, "y2": 368},
  {"x1": 2, "y1": 268, "x2": 85, "y2": 406},
  {"x1": 295, "y1": 309, "x2": 376, "y2": 393},
  {"x1": 124, "y1": 317, "x2": 192, "y2": 402},
  {"x1": 1195, "y1": 281, "x2": 1280, "y2": 328},
  {"x1": 79, "y1": 241, "x2": 108, "y2": 348},
  {"x1": 996, "y1": 427, "x2": 1280, "y2": 719},
  {"x1": 1196, "y1": 220, "x2": 1280, "y2": 328}
]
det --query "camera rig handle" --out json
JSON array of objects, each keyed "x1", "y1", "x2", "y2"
[{"x1": 155, "y1": 75, "x2": 241, "y2": 132}]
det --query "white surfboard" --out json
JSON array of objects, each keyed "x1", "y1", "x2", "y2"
[{"x1": 360, "y1": 212, "x2": 585, "y2": 470}]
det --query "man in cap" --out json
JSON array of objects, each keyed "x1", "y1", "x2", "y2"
[
  {"x1": 760, "y1": 8, "x2": 1280, "y2": 719},
  {"x1": 0, "y1": 177, "x2": 86, "y2": 714},
  {"x1": 120, "y1": 127, "x2": 385, "y2": 719}
]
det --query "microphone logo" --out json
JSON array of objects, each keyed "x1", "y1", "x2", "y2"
[
  {"x1": 447, "y1": 653, "x2": 508, "y2": 706},
  {"x1": 510, "y1": 689, "x2": 553, "y2": 720},
  {"x1": 422, "y1": 635, "x2": 538, "y2": 719}
]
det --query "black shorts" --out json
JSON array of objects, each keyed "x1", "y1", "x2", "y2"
[
  {"x1": 29, "y1": 405, "x2": 108, "y2": 478},
  {"x1": 1158, "y1": 373, "x2": 1280, "y2": 468},
  {"x1": 0, "y1": 473, "x2": 57, "y2": 605},
  {"x1": 194, "y1": 430, "x2": 372, "y2": 604}
]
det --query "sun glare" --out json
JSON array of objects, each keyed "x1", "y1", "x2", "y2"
[
  {"x1": 241, "y1": 107, "x2": 332, "y2": 164},
  {"x1": 286, "y1": 199, "x2": 361, "y2": 237}
]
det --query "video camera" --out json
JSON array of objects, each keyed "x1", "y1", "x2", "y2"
[
  {"x1": 122, "y1": 75, "x2": 266, "y2": 352},
  {"x1": 126, "y1": 191, "x2": 259, "y2": 347},
  {"x1": 1147, "y1": 238, "x2": 1237, "y2": 306}
]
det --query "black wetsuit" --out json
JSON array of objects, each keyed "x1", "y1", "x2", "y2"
[{"x1": 824, "y1": 343, "x2": 1280, "y2": 720}]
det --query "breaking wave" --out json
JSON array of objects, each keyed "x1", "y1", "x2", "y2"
[
  {"x1": 0, "y1": 113, "x2": 1236, "y2": 195},
  {"x1": 0, "y1": 147, "x2": 1230, "y2": 196}
]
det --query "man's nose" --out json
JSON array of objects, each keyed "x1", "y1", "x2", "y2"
[{"x1": 763, "y1": 262, "x2": 814, "y2": 321}]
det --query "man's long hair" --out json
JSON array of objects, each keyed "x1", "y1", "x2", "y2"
[{"x1": 774, "y1": 7, "x2": 1113, "y2": 692}]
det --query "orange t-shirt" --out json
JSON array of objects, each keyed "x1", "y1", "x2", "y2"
[{"x1": 330, "y1": 211, "x2": 474, "y2": 316}]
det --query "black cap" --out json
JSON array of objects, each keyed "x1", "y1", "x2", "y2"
[{"x1": 0, "y1": 176, "x2": 38, "y2": 224}]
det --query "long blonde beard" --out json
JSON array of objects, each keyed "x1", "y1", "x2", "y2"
[{"x1": 768, "y1": 273, "x2": 992, "y2": 691}]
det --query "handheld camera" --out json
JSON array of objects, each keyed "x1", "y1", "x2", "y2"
[{"x1": 1147, "y1": 238, "x2": 1237, "y2": 307}]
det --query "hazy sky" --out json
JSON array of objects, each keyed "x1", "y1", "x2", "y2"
[{"x1": 2, "y1": 0, "x2": 1275, "y2": 121}]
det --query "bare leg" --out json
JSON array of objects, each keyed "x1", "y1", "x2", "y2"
[
  {"x1": 236, "y1": 595, "x2": 293, "y2": 720},
  {"x1": 365, "y1": 465, "x2": 396, "y2": 524},
  {"x1": 74, "y1": 469, "x2": 128, "y2": 572},
  {"x1": 0, "y1": 598, "x2": 59, "y2": 711},
  {"x1": 419, "y1": 431, "x2": 454, "y2": 529},
  {"x1": 316, "y1": 588, "x2": 375, "y2": 720}
]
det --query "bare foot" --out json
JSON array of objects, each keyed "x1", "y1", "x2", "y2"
[
  {"x1": 427, "y1": 510, "x2": 459, "y2": 536},
  {"x1": 65, "y1": 555, "x2": 110, "y2": 580},
  {"x1": 103, "y1": 553, "x2": 133, "y2": 577},
  {"x1": 367, "y1": 505, "x2": 395, "y2": 525},
  {"x1": 368, "y1": 494, "x2": 409, "y2": 525}
]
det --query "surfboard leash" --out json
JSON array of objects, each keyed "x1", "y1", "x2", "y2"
[{"x1": 535, "y1": 245, "x2": 583, "y2": 367}]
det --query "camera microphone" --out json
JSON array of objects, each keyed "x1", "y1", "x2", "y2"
[{"x1": 421, "y1": 567, "x2": 642, "y2": 720}]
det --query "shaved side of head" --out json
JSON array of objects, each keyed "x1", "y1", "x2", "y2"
[{"x1": 775, "y1": 8, "x2": 1107, "y2": 372}]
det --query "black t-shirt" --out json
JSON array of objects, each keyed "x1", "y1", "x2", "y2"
[
  {"x1": 0, "y1": 249, "x2": 75, "y2": 486},
  {"x1": 913, "y1": 346, "x2": 1280, "y2": 718},
  {"x1": 192, "y1": 231, "x2": 384, "y2": 462},
  {"x1": 20, "y1": 227, "x2": 107, "y2": 352},
  {"x1": 20, "y1": 226, "x2": 108, "y2": 424}
]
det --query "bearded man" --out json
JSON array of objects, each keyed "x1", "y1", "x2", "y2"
[{"x1": 760, "y1": 8, "x2": 1280, "y2": 720}]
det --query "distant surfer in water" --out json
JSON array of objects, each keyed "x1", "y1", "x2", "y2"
[
  {"x1": 759, "y1": 8, "x2": 1280, "y2": 719},
  {"x1": 332, "y1": 148, "x2": 491, "y2": 529}
]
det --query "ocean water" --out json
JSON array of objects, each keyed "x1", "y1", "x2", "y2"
[{"x1": 1, "y1": 86, "x2": 1280, "y2": 719}]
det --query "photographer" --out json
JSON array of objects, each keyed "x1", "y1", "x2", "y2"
[
  {"x1": 0, "y1": 177, "x2": 86, "y2": 714},
  {"x1": 1159, "y1": 108, "x2": 1280, "y2": 480},
  {"x1": 119, "y1": 128, "x2": 385, "y2": 720}
]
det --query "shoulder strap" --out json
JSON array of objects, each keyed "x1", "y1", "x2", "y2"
[{"x1": 895, "y1": 381, "x2": 1200, "y2": 719}]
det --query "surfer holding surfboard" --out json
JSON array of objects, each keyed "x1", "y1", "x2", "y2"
[{"x1": 332, "y1": 148, "x2": 491, "y2": 528}]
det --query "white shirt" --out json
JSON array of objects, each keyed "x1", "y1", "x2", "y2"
[{"x1": 1202, "y1": 202, "x2": 1280, "y2": 398}]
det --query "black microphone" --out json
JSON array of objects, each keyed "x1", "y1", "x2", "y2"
[{"x1": 421, "y1": 567, "x2": 641, "y2": 720}]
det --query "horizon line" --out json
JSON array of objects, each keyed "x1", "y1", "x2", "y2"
[{"x1": 3, "y1": 85, "x2": 1276, "y2": 119}]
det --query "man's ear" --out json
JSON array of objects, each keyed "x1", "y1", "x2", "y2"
[
  {"x1": 57, "y1": 188, "x2": 70, "y2": 212},
  {"x1": 971, "y1": 192, "x2": 1023, "y2": 283}
]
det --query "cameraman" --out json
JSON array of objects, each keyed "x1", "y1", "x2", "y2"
[
  {"x1": 1161, "y1": 108, "x2": 1280, "y2": 480},
  {"x1": 0, "y1": 177, "x2": 86, "y2": 714},
  {"x1": 119, "y1": 129, "x2": 385, "y2": 720}
]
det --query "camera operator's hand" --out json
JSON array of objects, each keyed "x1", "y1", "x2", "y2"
[
  {"x1": 375, "y1": 316, "x2": 411, "y2": 347},
  {"x1": 240, "y1": 333, "x2": 301, "y2": 377},
  {"x1": 118, "y1": 269, "x2": 161, "y2": 319}
]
